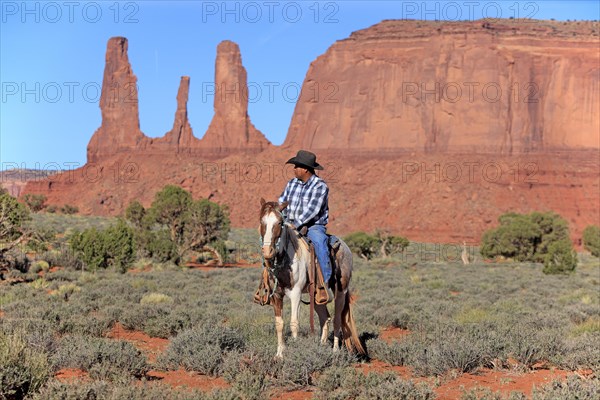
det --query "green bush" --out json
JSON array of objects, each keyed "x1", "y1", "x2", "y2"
[
  {"x1": 125, "y1": 185, "x2": 230, "y2": 265},
  {"x1": 22, "y1": 194, "x2": 47, "y2": 212},
  {"x1": 60, "y1": 204, "x2": 78, "y2": 215},
  {"x1": 0, "y1": 189, "x2": 30, "y2": 268},
  {"x1": 0, "y1": 330, "x2": 50, "y2": 399},
  {"x1": 70, "y1": 219, "x2": 135, "y2": 272},
  {"x1": 125, "y1": 200, "x2": 146, "y2": 228},
  {"x1": 481, "y1": 212, "x2": 575, "y2": 270},
  {"x1": 583, "y1": 225, "x2": 600, "y2": 257},
  {"x1": 344, "y1": 232, "x2": 379, "y2": 260},
  {"x1": 344, "y1": 231, "x2": 409, "y2": 260},
  {"x1": 375, "y1": 230, "x2": 410, "y2": 257},
  {"x1": 543, "y1": 239, "x2": 578, "y2": 274},
  {"x1": 136, "y1": 228, "x2": 180, "y2": 264},
  {"x1": 481, "y1": 214, "x2": 541, "y2": 261}
]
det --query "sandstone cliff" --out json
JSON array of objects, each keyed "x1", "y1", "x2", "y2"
[{"x1": 284, "y1": 19, "x2": 600, "y2": 153}]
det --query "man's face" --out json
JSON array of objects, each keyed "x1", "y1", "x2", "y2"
[{"x1": 293, "y1": 165, "x2": 309, "y2": 181}]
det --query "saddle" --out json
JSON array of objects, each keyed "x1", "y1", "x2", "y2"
[{"x1": 253, "y1": 230, "x2": 341, "y2": 307}]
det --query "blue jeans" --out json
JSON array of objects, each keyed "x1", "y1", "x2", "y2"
[{"x1": 306, "y1": 225, "x2": 331, "y2": 283}]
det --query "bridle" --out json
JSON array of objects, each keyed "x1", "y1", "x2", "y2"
[{"x1": 261, "y1": 208, "x2": 286, "y2": 269}]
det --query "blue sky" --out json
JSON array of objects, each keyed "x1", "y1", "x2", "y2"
[{"x1": 1, "y1": 0, "x2": 599, "y2": 169}]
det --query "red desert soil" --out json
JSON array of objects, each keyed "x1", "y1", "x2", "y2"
[
  {"x1": 356, "y1": 359, "x2": 413, "y2": 380},
  {"x1": 379, "y1": 326, "x2": 411, "y2": 342},
  {"x1": 55, "y1": 368, "x2": 91, "y2": 382},
  {"x1": 146, "y1": 369, "x2": 229, "y2": 391},
  {"x1": 434, "y1": 368, "x2": 570, "y2": 400},
  {"x1": 104, "y1": 322, "x2": 231, "y2": 392},
  {"x1": 269, "y1": 388, "x2": 315, "y2": 400},
  {"x1": 361, "y1": 327, "x2": 573, "y2": 399},
  {"x1": 106, "y1": 322, "x2": 169, "y2": 363}
]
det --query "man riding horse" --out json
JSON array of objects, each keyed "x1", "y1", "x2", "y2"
[{"x1": 279, "y1": 150, "x2": 334, "y2": 302}]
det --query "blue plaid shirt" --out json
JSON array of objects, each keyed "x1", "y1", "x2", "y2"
[{"x1": 279, "y1": 174, "x2": 329, "y2": 228}]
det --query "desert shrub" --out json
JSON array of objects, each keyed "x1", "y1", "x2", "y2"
[
  {"x1": 409, "y1": 323, "x2": 503, "y2": 376},
  {"x1": 70, "y1": 219, "x2": 135, "y2": 272},
  {"x1": 140, "y1": 292, "x2": 174, "y2": 305},
  {"x1": 119, "y1": 303, "x2": 192, "y2": 338},
  {"x1": 583, "y1": 225, "x2": 600, "y2": 257},
  {"x1": 0, "y1": 329, "x2": 50, "y2": 400},
  {"x1": 481, "y1": 212, "x2": 575, "y2": 268},
  {"x1": 560, "y1": 332, "x2": 600, "y2": 372},
  {"x1": 460, "y1": 388, "x2": 527, "y2": 399},
  {"x1": 31, "y1": 380, "x2": 213, "y2": 400},
  {"x1": 316, "y1": 368, "x2": 435, "y2": 400},
  {"x1": 38, "y1": 248, "x2": 84, "y2": 270},
  {"x1": 59, "y1": 204, "x2": 78, "y2": 214},
  {"x1": 276, "y1": 337, "x2": 356, "y2": 386},
  {"x1": 159, "y1": 324, "x2": 245, "y2": 376},
  {"x1": 221, "y1": 348, "x2": 277, "y2": 399},
  {"x1": 368, "y1": 338, "x2": 412, "y2": 366},
  {"x1": 22, "y1": 194, "x2": 47, "y2": 212},
  {"x1": 531, "y1": 375, "x2": 600, "y2": 399},
  {"x1": 29, "y1": 260, "x2": 49, "y2": 274},
  {"x1": 344, "y1": 232, "x2": 379, "y2": 260},
  {"x1": 52, "y1": 335, "x2": 148, "y2": 380},
  {"x1": 45, "y1": 205, "x2": 57, "y2": 213},
  {"x1": 501, "y1": 322, "x2": 565, "y2": 368},
  {"x1": 543, "y1": 239, "x2": 578, "y2": 274}
]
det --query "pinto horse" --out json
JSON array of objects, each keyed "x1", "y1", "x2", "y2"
[{"x1": 259, "y1": 198, "x2": 365, "y2": 358}]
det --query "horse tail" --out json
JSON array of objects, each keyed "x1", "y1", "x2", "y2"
[{"x1": 341, "y1": 290, "x2": 366, "y2": 355}]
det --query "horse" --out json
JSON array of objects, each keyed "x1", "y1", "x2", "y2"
[{"x1": 258, "y1": 198, "x2": 365, "y2": 358}]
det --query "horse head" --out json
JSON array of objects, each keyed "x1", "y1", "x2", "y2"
[{"x1": 259, "y1": 198, "x2": 288, "y2": 261}]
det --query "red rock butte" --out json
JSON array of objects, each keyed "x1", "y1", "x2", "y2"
[
  {"x1": 23, "y1": 19, "x2": 600, "y2": 246},
  {"x1": 87, "y1": 38, "x2": 271, "y2": 162}
]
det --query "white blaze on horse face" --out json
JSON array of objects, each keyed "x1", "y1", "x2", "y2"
[{"x1": 262, "y1": 212, "x2": 279, "y2": 257}]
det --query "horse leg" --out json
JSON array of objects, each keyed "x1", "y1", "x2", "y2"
[
  {"x1": 272, "y1": 295, "x2": 285, "y2": 358},
  {"x1": 332, "y1": 290, "x2": 347, "y2": 352},
  {"x1": 289, "y1": 287, "x2": 302, "y2": 340},
  {"x1": 315, "y1": 304, "x2": 331, "y2": 345}
]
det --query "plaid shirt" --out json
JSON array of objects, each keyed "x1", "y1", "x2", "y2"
[{"x1": 278, "y1": 174, "x2": 329, "y2": 227}]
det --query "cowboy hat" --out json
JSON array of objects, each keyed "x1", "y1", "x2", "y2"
[{"x1": 286, "y1": 150, "x2": 324, "y2": 170}]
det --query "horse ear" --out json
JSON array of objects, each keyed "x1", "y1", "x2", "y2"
[
  {"x1": 260, "y1": 198, "x2": 266, "y2": 206},
  {"x1": 278, "y1": 201, "x2": 288, "y2": 211}
]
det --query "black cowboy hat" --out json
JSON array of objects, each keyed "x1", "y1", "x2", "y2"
[{"x1": 286, "y1": 150, "x2": 324, "y2": 170}]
